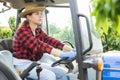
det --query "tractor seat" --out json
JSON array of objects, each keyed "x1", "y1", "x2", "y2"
[
  {"x1": 0, "y1": 38, "x2": 13, "y2": 53},
  {"x1": 0, "y1": 50, "x2": 22, "y2": 80}
]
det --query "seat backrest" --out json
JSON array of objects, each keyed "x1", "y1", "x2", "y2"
[
  {"x1": 0, "y1": 50, "x2": 22, "y2": 80},
  {"x1": 0, "y1": 39, "x2": 13, "y2": 52}
]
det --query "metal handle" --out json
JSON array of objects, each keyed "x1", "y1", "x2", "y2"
[{"x1": 78, "y1": 14, "x2": 93, "y2": 55}]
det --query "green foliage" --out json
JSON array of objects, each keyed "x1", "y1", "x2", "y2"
[
  {"x1": 91, "y1": 0, "x2": 120, "y2": 34},
  {"x1": 102, "y1": 28, "x2": 120, "y2": 51},
  {"x1": 0, "y1": 16, "x2": 16, "y2": 39},
  {"x1": 48, "y1": 23, "x2": 75, "y2": 47},
  {"x1": 48, "y1": 24, "x2": 61, "y2": 37},
  {"x1": 0, "y1": 26, "x2": 12, "y2": 39},
  {"x1": 91, "y1": 0, "x2": 120, "y2": 50},
  {"x1": 8, "y1": 16, "x2": 16, "y2": 33}
]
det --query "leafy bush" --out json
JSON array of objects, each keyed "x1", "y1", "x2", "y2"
[
  {"x1": 0, "y1": 26, "x2": 12, "y2": 39},
  {"x1": 91, "y1": 0, "x2": 120, "y2": 51},
  {"x1": 91, "y1": 0, "x2": 120, "y2": 34}
]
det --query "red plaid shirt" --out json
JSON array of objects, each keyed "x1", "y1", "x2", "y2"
[{"x1": 13, "y1": 24, "x2": 64, "y2": 61}]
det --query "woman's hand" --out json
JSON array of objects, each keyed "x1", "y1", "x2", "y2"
[{"x1": 60, "y1": 49, "x2": 76, "y2": 60}]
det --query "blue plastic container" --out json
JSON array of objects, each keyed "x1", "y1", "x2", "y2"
[{"x1": 102, "y1": 51, "x2": 120, "y2": 80}]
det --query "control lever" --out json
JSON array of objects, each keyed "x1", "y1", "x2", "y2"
[
  {"x1": 36, "y1": 65, "x2": 43, "y2": 80},
  {"x1": 20, "y1": 62, "x2": 40, "y2": 80}
]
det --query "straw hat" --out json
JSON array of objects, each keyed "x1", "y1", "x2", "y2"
[{"x1": 19, "y1": 4, "x2": 45, "y2": 18}]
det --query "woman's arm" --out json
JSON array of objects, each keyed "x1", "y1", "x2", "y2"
[
  {"x1": 50, "y1": 46, "x2": 76, "y2": 60},
  {"x1": 50, "y1": 48, "x2": 61, "y2": 57},
  {"x1": 39, "y1": 29, "x2": 73, "y2": 51},
  {"x1": 62, "y1": 44, "x2": 73, "y2": 51},
  {"x1": 39, "y1": 29, "x2": 64, "y2": 49},
  {"x1": 50, "y1": 45, "x2": 73, "y2": 57}
]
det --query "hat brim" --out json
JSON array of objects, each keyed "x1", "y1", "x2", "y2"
[{"x1": 19, "y1": 7, "x2": 45, "y2": 18}]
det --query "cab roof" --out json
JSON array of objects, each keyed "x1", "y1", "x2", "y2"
[{"x1": 0, "y1": 0, "x2": 68, "y2": 9}]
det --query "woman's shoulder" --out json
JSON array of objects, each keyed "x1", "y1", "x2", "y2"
[
  {"x1": 17, "y1": 25, "x2": 30, "y2": 32},
  {"x1": 16, "y1": 27, "x2": 25, "y2": 33}
]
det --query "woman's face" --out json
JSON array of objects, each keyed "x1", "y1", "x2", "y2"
[{"x1": 27, "y1": 11, "x2": 43, "y2": 25}]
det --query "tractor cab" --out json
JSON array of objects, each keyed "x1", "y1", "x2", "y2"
[{"x1": 0, "y1": 0, "x2": 120, "y2": 80}]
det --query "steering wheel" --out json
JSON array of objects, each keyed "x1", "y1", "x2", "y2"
[
  {"x1": 52, "y1": 57, "x2": 76, "y2": 72},
  {"x1": 51, "y1": 41, "x2": 76, "y2": 72}
]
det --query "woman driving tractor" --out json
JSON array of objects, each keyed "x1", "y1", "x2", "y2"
[{"x1": 13, "y1": 3, "x2": 76, "y2": 80}]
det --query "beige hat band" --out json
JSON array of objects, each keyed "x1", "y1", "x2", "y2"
[{"x1": 25, "y1": 7, "x2": 40, "y2": 11}]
